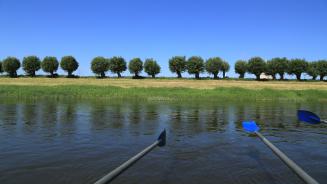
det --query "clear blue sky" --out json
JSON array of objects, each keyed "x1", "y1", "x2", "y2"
[{"x1": 1, "y1": 0, "x2": 326, "y2": 78}]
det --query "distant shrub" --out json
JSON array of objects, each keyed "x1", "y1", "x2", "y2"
[
  {"x1": 129, "y1": 58, "x2": 143, "y2": 78},
  {"x1": 234, "y1": 60, "x2": 247, "y2": 79},
  {"x1": 109, "y1": 56, "x2": 127, "y2": 78},
  {"x1": 91, "y1": 56, "x2": 109, "y2": 78},
  {"x1": 144, "y1": 58, "x2": 160, "y2": 78},
  {"x1": 288, "y1": 59, "x2": 308, "y2": 80},
  {"x1": 42, "y1": 56, "x2": 59, "y2": 77},
  {"x1": 221, "y1": 61, "x2": 230, "y2": 78},
  {"x1": 317, "y1": 60, "x2": 327, "y2": 81},
  {"x1": 247, "y1": 57, "x2": 266, "y2": 80},
  {"x1": 22, "y1": 56, "x2": 41, "y2": 77},
  {"x1": 306, "y1": 62, "x2": 319, "y2": 80},
  {"x1": 169, "y1": 56, "x2": 186, "y2": 78},
  {"x1": 187, "y1": 56, "x2": 204, "y2": 79},
  {"x1": 60, "y1": 56, "x2": 79, "y2": 77},
  {"x1": 2, "y1": 57, "x2": 20, "y2": 77},
  {"x1": 205, "y1": 57, "x2": 223, "y2": 79}
]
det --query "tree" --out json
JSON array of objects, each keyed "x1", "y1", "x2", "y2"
[
  {"x1": 306, "y1": 62, "x2": 319, "y2": 80},
  {"x1": 0, "y1": 61, "x2": 3, "y2": 74},
  {"x1": 128, "y1": 58, "x2": 143, "y2": 78},
  {"x1": 169, "y1": 56, "x2": 187, "y2": 78},
  {"x1": 187, "y1": 56, "x2": 204, "y2": 79},
  {"x1": 41, "y1": 56, "x2": 59, "y2": 77},
  {"x1": 247, "y1": 57, "x2": 266, "y2": 80},
  {"x1": 60, "y1": 56, "x2": 79, "y2": 77},
  {"x1": 234, "y1": 60, "x2": 247, "y2": 79},
  {"x1": 266, "y1": 57, "x2": 288, "y2": 80},
  {"x1": 205, "y1": 57, "x2": 223, "y2": 79},
  {"x1": 288, "y1": 59, "x2": 308, "y2": 80},
  {"x1": 2, "y1": 57, "x2": 20, "y2": 77},
  {"x1": 91, "y1": 56, "x2": 109, "y2": 78},
  {"x1": 109, "y1": 56, "x2": 127, "y2": 78},
  {"x1": 144, "y1": 58, "x2": 161, "y2": 78},
  {"x1": 317, "y1": 60, "x2": 327, "y2": 81},
  {"x1": 221, "y1": 61, "x2": 230, "y2": 78},
  {"x1": 22, "y1": 56, "x2": 41, "y2": 77}
]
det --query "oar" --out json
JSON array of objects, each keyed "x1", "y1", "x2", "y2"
[
  {"x1": 242, "y1": 121, "x2": 319, "y2": 184},
  {"x1": 94, "y1": 130, "x2": 166, "y2": 184},
  {"x1": 297, "y1": 110, "x2": 327, "y2": 124}
]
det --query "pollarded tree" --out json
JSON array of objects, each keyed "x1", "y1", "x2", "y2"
[
  {"x1": 169, "y1": 56, "x2": 186, "y2": 78},
  {"x1": 109, "y1": 56, "x2": 127, "y2": 78},
  {"x1": 144, "y1": 58, "x2": 161, "y2": 78},
  {"x1": 306, "y1": 62, "x2": 319, "y2": 80},
  {"x1": 205, "y1": 57, "x2": 223, "y2": 79},
  {"x1": 317, "y1": 60, "x2": 327, "y2": 81},
  {"x1": 41, "y1": 56, "x2": 59, "y2": 77},
  {"x1": 128, "y1": 58, "x2": 143, "y2": 78},
  {"x1": 267, "y1": 57, "x2": 289, "y2": 80},
  {"x1": 2, "y1": 57, "x2": 21, "y2": 77},
  {"x1": 266, "y1": 59, "x2": 278, "y2": 80},
  {"x1": 234, "y1": 60, "x2": 247, "y2": 79},
  {"x1": 288, "y1": 59, "x2": 308, "y2": 80},
  {"x1": 91, "y1": 56, "x2": 109, "y2": 78},
  {"x1": 22, "y1": 56, "x2": 41, "y2": 77},
  {"x1": 187, "y1": 56, "x2": 204, "y2": 79},
  {"x1": 0, "y1": 61, "x2": 3, "y2": 74},
  {"x1": 221, "y1": 61, "x2": 230, "y2": 78},
  {"x1": 247, "y1": 57, "x2": 266, "y2": 80},
  {"x1": 60, "y1": 56, "x2": 79, "y2": 77}
]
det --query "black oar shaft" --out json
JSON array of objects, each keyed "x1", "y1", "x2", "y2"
[
  {"x1": 94, "y1": 140, "x2": 159, "y2": 184},
  {"x1": 256, "y1": 132, "x2": 319, "y2": 184}
]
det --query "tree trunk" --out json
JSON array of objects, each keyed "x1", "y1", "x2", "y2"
[
  {"x1": 272, "y1": 74, "x2": 276, "y2": 80},
  {"x1": 256, "y1": 74, "x2": 260, "y2": 80},
  {"x1": 320, "y1": 75, "x2": 325, "y2": 81},
  {"x1": 312, "y1": 76, "x2": 317, "y2": 80},
  {"x1": 50, "y1": 71, "x2": 54, "y2": 78},
  {"x1": 239, "y1": 73, "x2": 244, "y2": 79},
  {"x1": 279, "y1": 73, "x2": 284, "y2": 80},
  {"x1": 177, "y1": 71, "x2": 182, "y2": 78},
  {"x1": 195, "y1": 73, "x2": 200, "y2": 79},
  {"x1": 117, "y1": 72, "x2": 121, "y2": 78},
  {"x1": 213, "y1": 73, "x2": 218, "y2": 79},
  {"x1": 134, "y1": 73, "x2": 139, "y2": 78},
  {"x1": 68, "y1": 71, "x2": 72, "y2": 77},
  {"x1": 100, "y1": 72, "x2": 105, "y2": 78},
  {"x1": 222, "y1": 71, "x2": 226, "y2": 78},
  {"x1": 296, "y1": 73, "x2": 301, "y2": 80},
  {"x1": 151, "y1": 74, "x2": 155, "y2": 78}
]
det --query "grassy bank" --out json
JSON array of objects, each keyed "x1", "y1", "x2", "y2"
[{"x1": 0, "y1": 85, "x2": 326, "y2": 102}]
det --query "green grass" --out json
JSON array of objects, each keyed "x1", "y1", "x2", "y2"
[{"x1": 0, "y1": 85, "x2": 326, "y2": 102}]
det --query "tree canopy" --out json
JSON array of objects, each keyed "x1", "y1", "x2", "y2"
[
  {"x1": 317, "y1": 60, "x2": 327, "y2": 81},
  {"x1": 60, "y1": 56, "x2": 79, "y2": 77},
  {"x1": 2, "y1": 57, "x2": 21, "y2": 77},
  {"x1": 41, "y1": 56, "x2": 59, "y2": 77},
  {"x1": 221, "y1": 61, "x2": 230, "y2": 78},
  {"x1": 91, "y1": 56, "x2": 109, "y2": 78},
  {"x1": 288, "y1": 59, "x2": 308, "y2": 80},
  {"x1": 128, "y1": 58, "x2": 143, "y2": 78}
]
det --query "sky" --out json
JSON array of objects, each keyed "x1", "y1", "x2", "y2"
[{"x1": 0, "y1": 0, "x2": 326, "y2": 78}]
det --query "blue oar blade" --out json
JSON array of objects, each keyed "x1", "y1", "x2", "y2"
[
  {"x1": 242, "y1": 121, "x2": 260, "y2": 133},
  {"x1": 157, "y1": 129, "x2": 166, "y2": 147},
  {"x1": 297, "y1": 110, "x2": 321, "y2": 124}
]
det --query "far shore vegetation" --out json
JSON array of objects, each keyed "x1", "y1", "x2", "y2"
[{"x1": 0, "y1": 78, "x2": 325, "y2": 102}]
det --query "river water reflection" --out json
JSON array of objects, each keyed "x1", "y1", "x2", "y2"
[{"x1": 0, "y1": 99, "x2": 326, "y2": 184}]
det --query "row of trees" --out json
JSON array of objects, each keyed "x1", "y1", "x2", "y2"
[
  {"x1": 0, "y1": 56, "x2": 78, "y2": 78},
  {"x1": 234, "y1": 57, "x2": 327, "y2": 81},
  {"x1": 0, "y1": 56, "x2": 326, "y2": 80}
]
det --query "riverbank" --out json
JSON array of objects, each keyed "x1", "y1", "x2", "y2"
[{"x1": 0, "y1": 80, "x2": 326, "y2": 102}]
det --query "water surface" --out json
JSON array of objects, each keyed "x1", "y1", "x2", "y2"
[{"x1": 0, "y1": 99, "x2": 326, "y2": 184}]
